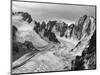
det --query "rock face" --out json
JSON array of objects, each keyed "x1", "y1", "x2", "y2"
[
  {"x1": 12, "y1": 12, "x2": 33, "y2": 24},
  {"x1": 33, "y1": 14, "x2": 95, "y2": 44},
  {"x1": 70, "y1": 15, "x2": 96, "y2": 70},
  {"x1": 12, "y1": 25, "x2": 18, "y2": 40},
  {"x1": 74, "y1": 15, "x2": 87, "y2": 40},
  {"x1": 34, "y1": 20, "x2": 60, "y2": 43},
  {"x1": 71, "y1": 31, "x2": 96, "y2": 70},
  {"x1": 73, "y1": 15, "x2": 95, "y2": 40},
  {"x1": 12, "y1": 11, "x2": 96, "y2": 74}
]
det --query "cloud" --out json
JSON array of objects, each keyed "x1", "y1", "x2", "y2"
[{"x1": 12, "y1": 1, "x2": 95, "y2": 22}]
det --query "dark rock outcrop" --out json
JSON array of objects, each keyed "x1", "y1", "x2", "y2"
[
  {"x1": 34, "y1": 21, "x2": 41, "y2": 33},
  {"x1": 74, "y1": 15, "x2": 87, "y2": 40},
  {"x1": 12, "y1": 25, "x2": 18, "y2": 40},
  {"x1": 65, "y1": 23, "x2": 74, "y2": 38},
  {"x1": 71, "y1": 30, "x2": 96, "y2": 70},
  {"x1": 55, "y1": 22, "x2": 68, "y2": 37},
  {"x1": 12, "y1": 11, "x2": 33, "y2": 24},
  {"x1": 34, "y1": 20, "x2": 60, "y2": 43}
]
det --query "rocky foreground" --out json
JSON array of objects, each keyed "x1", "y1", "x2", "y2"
[{"x1": 12, "y1": 12, "x2": 96, "y2": 74}]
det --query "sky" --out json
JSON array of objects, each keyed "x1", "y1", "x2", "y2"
[{"x1": 12, "y1": 1, "x2": 96, "y2": 24}]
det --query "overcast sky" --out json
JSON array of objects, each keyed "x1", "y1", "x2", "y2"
[{"x1": 12, "y1": 1, "x2": 95, "y2": 24}]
